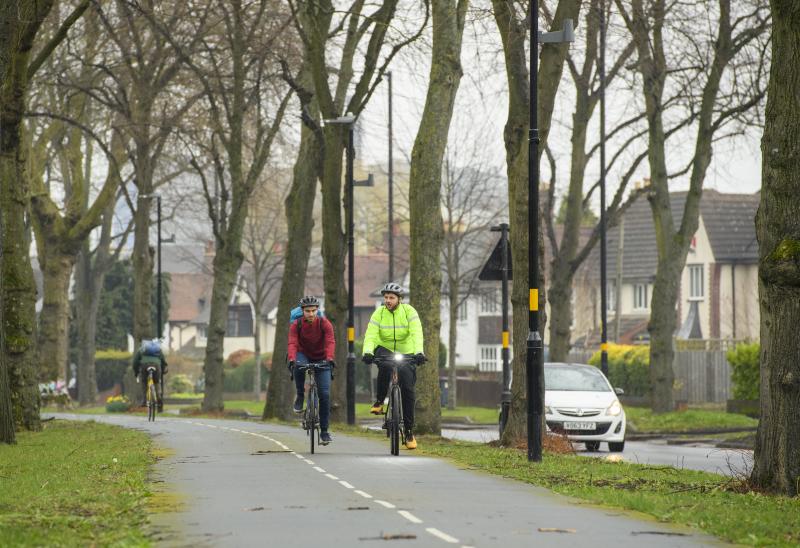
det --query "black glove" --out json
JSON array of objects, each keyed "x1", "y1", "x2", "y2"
[
  {"x1": 288, "y1": 360, "x2": 296, "y2": 371},
  {"x1": 414, "y1": 353, "x2": 427, "y2": 365},
  {"x1": 362, "y1": 353, "x2": 374, "y2": 365},
  {"x1": 328, "y1": 361, "x2": 336, "y2": 380}
]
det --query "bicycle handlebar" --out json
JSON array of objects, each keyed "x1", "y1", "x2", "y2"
[
  {"x1": 372, "y1": 354, "x2": 417, "y2": 367},
  {"x1": 295, "y1": 361, "x2": 331, "y2": 371}
]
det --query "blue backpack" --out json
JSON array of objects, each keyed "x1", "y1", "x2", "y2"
[{"x1": 141, "y1": 339, "x2": 161, "y2": 356}]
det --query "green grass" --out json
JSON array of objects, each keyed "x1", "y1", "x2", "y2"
[
  {"x1": 625, "y1": 407, "x2": 758, "y2": 433},
  {"x1": 0, "y1": 420, "x2": 152, "y2": 546},
  {"x1": 417, "y1": 437, "x2": 799, "y2": 546}
]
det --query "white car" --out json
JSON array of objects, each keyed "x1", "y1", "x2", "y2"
[{"x1": 544, "y1": 362, "x2": 626, "y2": 452}]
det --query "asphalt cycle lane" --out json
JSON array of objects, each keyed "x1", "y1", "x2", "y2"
[{"x1": 49, "y1": 414, "x2": 721, "y2": 547}]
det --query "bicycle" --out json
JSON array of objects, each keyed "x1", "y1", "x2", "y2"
[
  {"x1": 145, "y1": 365, "x2": 158, "y2": 422},
  {"x1": 373, "y1": 353, "x2": 417, "y2": 455},
  {"x1": 296, "y1": 361, "x2": 331, "y2": 454}
]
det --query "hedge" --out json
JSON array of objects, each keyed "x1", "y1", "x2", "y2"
[
  {"x1": 727, "y1": 342, "x2": 760, "y2": 400},
  {"x1": 223, "y1": 353, "x2": 271, "y2": 392},
  {"x1": 95, "y1": 350, "x2": 132, "y2": 392},
  {"x1": 588, "y1": 344, "x2": 650, "y2": 397}
]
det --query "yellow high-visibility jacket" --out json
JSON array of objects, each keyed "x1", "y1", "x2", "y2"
[{"x1": 362, "y1": 303, "x2": 424, "y2": 355}]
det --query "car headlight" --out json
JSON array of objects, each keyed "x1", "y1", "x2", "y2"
[{"x1": 606, "y1": 400, "x2": 622, "y2": 416}]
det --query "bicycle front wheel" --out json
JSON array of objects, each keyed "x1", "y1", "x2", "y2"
[
  {"x1": 389, "y1": 386, "x2": 401, "y2": 455},
  {"x1": 308, "y1": 386, "x2": 318, "y2": 454}
]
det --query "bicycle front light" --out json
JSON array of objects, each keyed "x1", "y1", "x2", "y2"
[{"x1": 394, "y1": 353, "x2": 404, "y2": 362}]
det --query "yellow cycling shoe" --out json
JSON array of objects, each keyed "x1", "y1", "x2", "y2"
[
  {"x1": 405, "y1": 435, "x2": 417, "y2": 450},
  {"x1": 370, "y1": 402, "x2": 384, "y2": 415}
]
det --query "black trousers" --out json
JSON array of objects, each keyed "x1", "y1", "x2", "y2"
[{"x1": 374, "y1": 346, "x2": 416, "y2": 433}]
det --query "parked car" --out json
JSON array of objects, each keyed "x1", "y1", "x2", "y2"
[{"x1": 544, "y1": 362, "x2": 626, "y2": 452}]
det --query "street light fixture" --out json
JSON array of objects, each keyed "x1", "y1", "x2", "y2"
[
  {"x1": 322, "y1": 113, "x2": 357, "y2": 426},
  {"x1": 528, "y1": 3, "x2": 574, "y2": 462}
]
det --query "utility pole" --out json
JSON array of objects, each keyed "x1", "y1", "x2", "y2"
[
  {"x1": 492, "y1": 224, "x2": 511, "y2": 436},
  {"x1": 387, "y1": 71, "x2": 394, "y2": 282},
  {"x1": 599, "y1": 0, "x2": 609, "y2": 376},
  {"x1": 157, "y1": 195, "x2": 163, "y2": 340},
  {"x1": 528, "y1": 2, "x2": 574, "y2": 462}
]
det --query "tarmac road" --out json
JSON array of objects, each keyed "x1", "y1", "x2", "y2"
[{"x1": 49, "y1": 414, "x2": 721, "y2": 547}]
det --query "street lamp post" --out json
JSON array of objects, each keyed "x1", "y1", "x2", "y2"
[
  {"x1": 157, "y1": 195, "x2": 163, "y2": 340},
  {"x1": 599, "y1": 0, "x2": 609, "y2": 376},
  {"x1": 492, "y1": 224, "x2": 511, "y2": 436},
  {"x1": 323, "y1": 114, "x2": 357, "y2": 426},
  {"x1": 528, "y1": 2, "x2": 574, "y2": 462},
  {"x1": 387, "y1": 71, "x2": 394, "y2": 283}
]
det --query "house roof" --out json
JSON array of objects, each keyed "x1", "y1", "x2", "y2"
[
  {"x1": 169, "y1": 272, "x2": 213, "y2": 323},
  {"x1": 602, "y1": 189, "x2": 759, "y2": 282},
  {"x1": 159, "y1": 242, "x2": 214, "y2": 274}
]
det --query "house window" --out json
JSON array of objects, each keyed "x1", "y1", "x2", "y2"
[
  {"x1": 479, "y1": 289, "x2": 498, "y2": 315},
  {"x1": 197, "y1": 325, "x2": 207, "y2": 342},
  {"x1": 633, "y1": 284, "x2": 649, "y2": 311},
  {"x1": 478, "y1": 345, "x2": 500, "y2": 372},
  {"x1": 606, "y1": 283, "x2": 616, "y2": 312},
  {"x1": 227, "y1": 305, "x2": 253, "y2": 337},
  {"x1": 457, "y1": 300, "x2": 469, "y2": 322},
  {"x1": 689, "y1": 264, "x2": 704, "y2": 300}
]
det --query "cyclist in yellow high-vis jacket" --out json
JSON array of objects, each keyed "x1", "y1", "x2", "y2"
[{"x1": 362, "y1": 282, "x2": 426, "y2": 449}]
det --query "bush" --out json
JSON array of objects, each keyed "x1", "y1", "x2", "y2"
[
  {"x1": 588, "y1": 344, "x2": 650, "y2": 397},
  {"x1": 105, "y1": 395, "x2": 131, "y2": 413},
  {"x1": 95, "y1": 350, "x2": 132, "y2": 391},
  {"x1": 226, "y1": 349, "x2": 255, "y2": 368},
  {"x1": 223, "y1": 353, "x2": 270, "y2": 392},
  {"x1": 727, "y1": 342, "x2": 760, "y2": 400},
  {"x1": 168, "y1": 374, "x2": 194, "y2": 394}
]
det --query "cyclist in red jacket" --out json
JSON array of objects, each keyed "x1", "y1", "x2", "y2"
[{"x1": 288, "y1": 295, "x2": 336, "y2": 444}]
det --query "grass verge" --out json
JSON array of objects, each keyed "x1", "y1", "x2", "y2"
[
  {"x1": 0, "y1": 420, "x2": 152, "y2": 546},
  {"x1": 625, "y1": 407, "x2": 758, "y2": 433},
  {"x1": 417, "y1": 436, "x2": 799, "y2": 546}
]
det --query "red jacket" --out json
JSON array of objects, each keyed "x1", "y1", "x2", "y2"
[{"x1": 287, "y1": 316, "x2": 336, "y2": 362}]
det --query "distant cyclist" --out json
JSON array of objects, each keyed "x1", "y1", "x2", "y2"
[
  {"x1": 362, "y1": 283, "x2": 426, "y2": 449},
  {"x1": 288, "y1": 295, "x2": 336, "y2": 445},
  {"x1": 132, "y1": 339, "x2": 168, "y2": 411}
]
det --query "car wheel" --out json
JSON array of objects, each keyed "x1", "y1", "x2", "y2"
[
  {"x1": 585, "y1": 441, "x2": 600, "y2": 452},
  {"x1": 608, "y1": 441, "x2": 625, "y2": 452}
]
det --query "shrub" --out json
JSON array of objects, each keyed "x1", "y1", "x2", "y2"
[
  {"x1": 105, "y1": 395, "x2": 131, "y2": 413},
  {"x1": 168, "y1": 374, "x2": 194, "y2": 394},
  {"x1": 727, "y1": 342, "x2": 760, "y2": 400},
  {"x1": 226, "y1": 349, "x2": 255, "y2": 368},
  {"x1": 223, "y1": 354, "x2": 270, "y2": 392},
  {"x1": 588, "y1": 344, "x2": 650, "y2": 397},
  {"x1": 95, "y1": 350, "x2": 132, "y2": 391}
]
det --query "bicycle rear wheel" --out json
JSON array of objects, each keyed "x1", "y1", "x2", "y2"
[
  {"x1": 389, "y1": 386, "x2": 401, "y2": 455},
  {"x1": 148, "y1": 382, "x2": 157, "y2": 422},
  {"x1": 308, "y1": 386, "x2": 318, "y2": 454}
]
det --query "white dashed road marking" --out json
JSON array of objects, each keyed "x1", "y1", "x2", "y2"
[
  {"x1": 375, "y1": 500, "x2": 396, "y2": 509},
  {"x1": 354, "y1": 490, "x2": 372, "y2": 499},
  {"x1": 398, "y1": 510, "x2": 423, "y2": 524},
  {"x1": 426, "y1": 528, "x2": 459, "y2": 543},
  {"x1": 325, "y1": 473, "x2": 339, "y2": 480},
  {"x1": 338, "y1": 480, "x2": 354, "y2": 489}
]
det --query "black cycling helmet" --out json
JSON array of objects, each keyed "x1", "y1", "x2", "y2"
[
  {"x1": 299, "y1": 295, "x2": 320, "y2": 308},
  {"x1": 380, "y1": 282, "x2": 404, "y2": 297}
]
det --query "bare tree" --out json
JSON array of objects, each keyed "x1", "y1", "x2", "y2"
[
  {"x1": 491, "y1": 0, "x2": 582, "y2": 445},
  {"x1": 1, "y1": 0, "x2": 91, "y2": 439},
  {"x1": 751, "y1": 0, "x2": 799, "y2": 497},
  {"x1": 616, "y1": 0, "x2": 770, "y2": 412},
  {"x1": 168, "y1": 0, "x2": 293, "y2": 412},
  {"x1": 241, "y1": 172, "x2": 288, "y2": 400},
  {"x1": 291, "y1": 0, "x2": 427, "y2": 421},
  {"x1": 441, "y1": 139, "x2": 506, "y2": 410}
]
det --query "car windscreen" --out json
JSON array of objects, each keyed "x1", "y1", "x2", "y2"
[{"x1": 545, "y1": 366, "x2": 610, "y2": 392}]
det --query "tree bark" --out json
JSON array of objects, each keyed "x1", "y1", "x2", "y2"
[
  {"x1": 493, "y1": 0, "x2": 581, "y2": 445},
  {"x1": 447, "y1": 278, "x2": 458, "y2": 410},
  {"x1": 408, "y1": 0, "x2": 468, "y2": 435},
  {"x1": 751, "y1": 0, "x2": 800, "y2": 497},
  {"x1": 263, "y1": 102, "x2": 319, "y2": 420}
]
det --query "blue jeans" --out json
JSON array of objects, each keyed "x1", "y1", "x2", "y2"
[{"x1": 293, "y1": 352, "x2": 331, "y2": 431}]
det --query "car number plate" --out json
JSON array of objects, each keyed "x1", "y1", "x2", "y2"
[{"x1": 564, "y1": 421, "x2": 595, "y2": 430}]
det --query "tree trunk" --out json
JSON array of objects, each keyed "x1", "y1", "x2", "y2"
[
  {"x1": 132, "y1": 193, "x2": 155, "y2": 345},
  {"x1": 408, "y1": 0, "x2": 468, "y2": 435},
  {"x1": 493, "y1": 0, "x2": 581, "y2": 445},
  {"x1": 0, "y1": 38, "x2": 42, "y2": 433},
  {"x1": 263, "y1": 112, "x2": 319, "y2": 420},
  {"x1": 319, "y1": 127, "x2": 349, "y2": 423},
  {"x1": 253, "y1": 320, "x2": 261, "y2": 400},
  {"x1": 36, "y1": 247, "x2": 76, "y2": 381},
  {"x1": 74, "y1": 241, "x2": 104, "y2": 406},
  {"x1": 447, "y1": 288, "x2": 458, "y2": 410},
  {"x1": 202, "y1": 244, "x2": 245, "y2": 412},
  {"x1": 751, "y1": 0, "x2": 800, "y2": 496}
]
